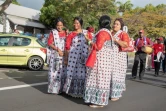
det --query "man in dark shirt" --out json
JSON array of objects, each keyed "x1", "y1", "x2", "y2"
[
  {"x1": 131, "y1": 30, "x2": 151, "y2": 80},
  {"x1": 162, "y1": 37, "x2": 166, "y2": 74}
]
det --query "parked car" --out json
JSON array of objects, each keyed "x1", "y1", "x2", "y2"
[{"x1": 0, "y1": 34, "x2": 47, "y2": 70}]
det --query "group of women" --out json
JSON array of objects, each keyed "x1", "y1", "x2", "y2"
[{"x1": 47, "y1": 15, "x2": 129, "y2": 108}]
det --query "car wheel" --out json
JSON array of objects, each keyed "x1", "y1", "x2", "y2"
[{"x1": 28, "y1": 56, "x2": 44, "y2": 71}]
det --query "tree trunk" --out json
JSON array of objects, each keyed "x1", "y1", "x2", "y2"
[
  {"x1": 2, "y1": 14, "x2": 6, "y2": 32},
  {"x1": 0, "y1": 0, "x2": 12, "y2": 14}
]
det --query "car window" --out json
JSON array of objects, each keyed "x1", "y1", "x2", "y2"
[
  {"x1": 36, "y1": 39, "x2": 46, "y2": 47},
  {"x1": 12, "y1": 37, "x2": 31, "y2": 46},
  {"x1": 0, "y1": 37, "x2": 10, "y2": 46}
]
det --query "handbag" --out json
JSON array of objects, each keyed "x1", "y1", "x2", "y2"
[{"x1": 120, "y1": 33, "x2": 134, "y2": 52}]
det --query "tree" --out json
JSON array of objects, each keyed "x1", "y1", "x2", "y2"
[
  {"x1": 12, "y1": 0, "x2": 20, "y2": 5},
  {"x1": 0, "y1": 0, "x2": 12, "y2": 14},
  {"x1": 40, "y1": 0, "x2": 117, "y2": 30},
  {"x1": 143, "y1": 4, "x2": 156, "y2": 12},
  {"x1": 116, "y1": 0, "x2": 133, "y2": 13},
  {"x1": 155, "y1": 4, "x2": 166, "y2": 15},
  {"x1": 0, "y1": 0, "x2": 20, "y2": 14},
  {"x1": 122, "y1": 4, "x2": 166, "y2": 39}
]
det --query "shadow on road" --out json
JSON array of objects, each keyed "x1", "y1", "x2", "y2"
[
  {"x1": 126, "y1": 75, "x2": 166, "y2": 89},
  {"x1": 0, "y1": 65, "x2": 48, "y2": 71},
  {"x1": 0, "y1": 66, "x2": 27, "y2": 71},
  {"x1": 2, "y1": 64, "x2": 166, "y2": 106},
  {"x1": 145, "y1": 73, "x2": 166, "y2": 78},
  {"x1": 60, "y1": 94, "x2": 85, "y2": 105},
  {"x1": 3, "y1": 70, "x2": 48, "y2": 94},
  {"x1": 3, "y1": 70, "x2": 87, "y2": 105}
]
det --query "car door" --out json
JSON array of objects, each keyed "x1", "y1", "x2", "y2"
[
  {"x1": 0, "y1": 36, "x2": 11, "y2": 64},
  {"x1": 7, "y1": 36, "x2": 32, "y2": 65}
]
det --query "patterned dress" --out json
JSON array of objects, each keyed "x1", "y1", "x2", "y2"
[
  {"x1": 84, "y1": 29, "x2": 114, "y2": 106},
  {"x1": 63, "y1": 30, "x2": 92, "y2": 98},
  {"x1": 47, "y1": 29, "x2": 66, "y2": 94},
  {"x1": 110, "y1": 30, "x2": 128, "y2": 98}
]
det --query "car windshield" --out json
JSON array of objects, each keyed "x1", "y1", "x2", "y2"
[{"x1": 36, "y1": 39, "x2": 46, "y2": 47}]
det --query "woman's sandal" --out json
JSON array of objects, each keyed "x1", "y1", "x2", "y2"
[
  {"x1": 89, "y1": 105, "x2": 104, "y2": 108},
  {"x1": 111, "y1": 98, "x2": 119, "y2": 101}
]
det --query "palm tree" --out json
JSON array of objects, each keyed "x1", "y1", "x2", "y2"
[{"x1": 116, "y1": 0, "x2": 133, "y2": 13}]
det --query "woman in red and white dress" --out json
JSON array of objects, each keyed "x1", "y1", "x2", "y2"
[
  {"x1": 47, "y1": 17, "x2": 67, "y2": 94},
  {"x1": 110, "y1": 18, "x2": 129, "y2": 101},
  {"x1": 84, "y1": 15, "x2": 114, "y2": 108}
]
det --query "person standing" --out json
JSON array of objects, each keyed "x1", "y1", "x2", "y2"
[
  {"x1": 145, "y1": 38, "x2": 153, "y2": 71},
  {"x1": 151, "y1": 39, "x2": 157, "y2": 69},
  {"x1": 162, "y1": 37, "x2": 166, "y2": 74},
  {"x1": 131, "y1": 30, "x2": 151, "y2": 80},
  {"x1": 110, "y1": 18, "x2": 129, "y2": 101},
  {"x1": 63, "y1": 17, "x2": 92, "y2": 98},
  {"x1": 84, "y1": 15, "x2": 113, "y2": 108},
  {"x1": 153, "y1": 37, "x2": 164, "y2": 76},
  {"x1": 47, "y1": 17, "x2": 67, "y2": 94}
]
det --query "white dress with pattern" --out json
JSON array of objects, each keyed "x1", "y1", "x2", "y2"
[
  {"x1": 63, "y1": 30, "x2": 89, "y2": 98},
  {"x1": 84, "y1": 29, "x2": 114, "y2": 106},
  {"x1": 110, "y1": 30, "x2": 127, "y2": 98},
  {"x1": 48, "y1": 30, "x2": 66, "y2": 94}
]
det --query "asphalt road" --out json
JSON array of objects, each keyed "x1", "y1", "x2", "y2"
[{"x1": 0, "y1": 59, "x2": 166, "y2": 111}]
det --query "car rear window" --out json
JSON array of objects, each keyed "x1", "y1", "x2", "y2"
[
  {"x1": 36, "y1": 39, "x2": 46, "y2": 47},
  {"x1": 12, "y1": 37, "x2": 31, "y2": 46},
  {"x1": 0, "y1": 37, "x2": 10, "y2": 46}
]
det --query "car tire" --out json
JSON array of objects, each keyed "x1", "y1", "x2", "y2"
[{"x1": 28, "y1": 56, "x2": 44, "y2": 71}]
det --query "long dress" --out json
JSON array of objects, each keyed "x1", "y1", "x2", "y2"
[
  {"x1": 47, "y1": 29, "x2": 66, "y2": 94},
  {"x1": 63, "y1": 30, "x2": 92, "y2": 98},
  {"x1": 84, "y1": 28, "x2": 114, "y2": 106},
  {"x1": 152, "y1": 42, "x2": 156, "y2": 69},
  {"x1": 110, "y1": 30, "x2": 129, "y2": 98}
]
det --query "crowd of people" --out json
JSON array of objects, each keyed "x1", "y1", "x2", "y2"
[
  {"x1": 46, "y1": 14, "x2": 165, "y2": 108},
  {"x1": 131, "y1": 30, "x2": 165, "y2": 80},
  {"x1": 46, "y1": 15, "x2": 130, "y2": 108}
]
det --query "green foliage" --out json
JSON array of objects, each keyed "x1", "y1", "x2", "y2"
[
  {"x1": 12, "y1": 0, "x2": 20, "y2": 5},
  {"x1": 40, "y1": 0, "x2": 166, "y2": 39},
  {"x1": 123, "y1": 4, "x2": 166, "y2": 39},
  {"x1": 40, "y1": 0, "x2": 117, "y2": 30},
  {"x1": 116, "y1": 0, "x2": 133, "y2": 13}
]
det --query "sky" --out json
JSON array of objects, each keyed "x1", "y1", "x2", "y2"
[
  {"x1": 17, "y1": 0, "x2": 44, "y2": 10},
  {"x1": 118, "y1": 0, "x2": 166, "y2": 8},
  {"x1": 15, "y1": 0, "x2": 166, "y2": 10}
]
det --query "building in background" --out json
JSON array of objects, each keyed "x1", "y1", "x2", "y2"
[{"x1": 0, "y1": 1, "x2": 49, "y2": 37}]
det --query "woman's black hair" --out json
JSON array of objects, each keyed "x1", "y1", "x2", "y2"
[
  {"x1": 54, "y1": 17, "x2": 65, "y2": 26},
  {"x1": 86, "y1": 27, "x2": 90, "y2": 30},
  {"x1": 99, "y1": 15, "x2": 111, "y2": 30},
  {"x1": 114, "y1": 18, "x2": 124, "y2": 30},
  {"x1": 73, "y1": 17, "x2": 83, "y2": 26}
]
